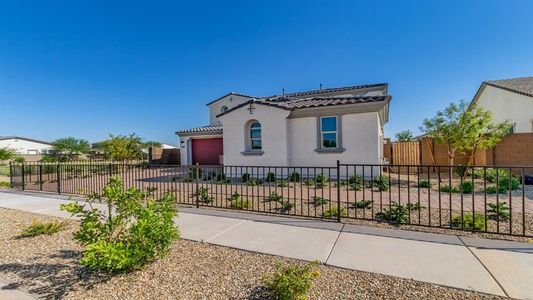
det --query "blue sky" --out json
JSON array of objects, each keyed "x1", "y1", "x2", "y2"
[{"x1": 1, "y1": 0, "x2": 532, "y2": 145}]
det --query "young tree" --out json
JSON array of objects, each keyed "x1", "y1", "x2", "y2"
[
  {"x1": 395, "y1": 130, "x2": 414, "y2": 142},
  {"x1": 0, "y1": 147, "x2": 17, "y2": 161},
  {"x1": 51, "y1": 137, "x2": 90, "y2": 160},
  {"x1": 99, "y1": 133, "x2": 144, "y2": 161},
  {"x1": 420, "y1": 100, "x2": 510, "y2": 166}
]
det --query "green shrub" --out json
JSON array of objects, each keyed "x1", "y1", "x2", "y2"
[
  {"x1": 280, "y1": 200, "x2": 294, "y2": 212},
  {"x1": 497, "y1": 176, "x2": 520, "y2": 192},
  {"x1": 314, "y1": 173, "x2": 328, "y2": 188},
  {"x1": 265, "y1": 172, "x2": 277, "y2": 183},
  {"x1": 451, "y1": 213, "x2": 485, "y2": 231},
  {"x1": 228, "y1": 192, "x2": 249, "y2": 209},
  {"x1": 418, "y1": 180, "x2": 432, "y2": 188},
  {"x1": 60, "y1": 177, "x2": 179, "y2": 272},
  {"x1": 372, "y1": 176, "x2": 389, "y2": 191},
  {"x1": 266, "y1": 192, "x2": 284, "y2": 202},
  {"x1": 485, "y1": 168, "x2": 509, "y2": 183},
  {"x1": 487, "y1": 202, "x2": 510, "y2": 221},
  {"x1": 322, "y1": 207, "x2": 347, "y2": 218},
  {"x1": 18, "y1": 220, "x2": 68, "y2": 237},
  {"x1": 352, "y1": 199, "x2": 373, "y2": 209},
  {"x1": 440, "y1": 184, "x2": 460, "y2": 193},
  {"x1": 216, "y1": 173, "x2": 230, "y2": 184},
  {"x1": 241, "y1": 173, "x2": 251, "y2": 183},
  {"x1": 289, "y1": 172, "x2": 301, "y2": 182},
  {"x1": 376, "y1": 203, "x2": 409, "y2": 223},
  {"x1": 190, "y1": 187, "x2": 214, "y2": 204},
  {"x1": 485, "y1": 185, "x2": 498, "y2": 194},
  {"x1": 406, "y1": 202, "x2": 424, "y2": 211},
  {"x1": 0, "y1": 181, "x2": 10, "y2": 188},
  {"x1": 311, "y1": 196, "x2": 328, "y2": 206},
  {"x1": 460, "y1": 181, "x2": 474, "y2": 194},
  {"x1": 263, "y1": 261, "x2": 320, "y2": 300},
  {"x1": 277, "y1": 180, "x2": 289, "y2": 187},
  {"x1": 188, "y1": 166, "x2": 203, "y2": 180},
  {"x1": 347, "y1": 175, "x2": 363, "y2": 191},
  {"x1": 454, "y1": 165, "x2": 468, "y2": 178}
]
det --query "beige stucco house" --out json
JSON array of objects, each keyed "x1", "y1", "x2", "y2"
[
  {"x1": 0, "y1": 136, "x2": 52, "y2": 155},
  {"x1": 176, "y1": 83, "x2": 392, "y2": 169},
  {"x1": 471, "y1": 76, "x2": 533, "y2": 133}
]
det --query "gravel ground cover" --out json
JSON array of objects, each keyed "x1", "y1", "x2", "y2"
[{"x1": 0, "y1": 208, "x2": 507, "y2": 300}]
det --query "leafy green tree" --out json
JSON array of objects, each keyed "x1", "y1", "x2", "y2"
[
  {"x1": 0, "y1": 147, "x2": 17, "y2": 161},
  {"x1": 143, "y1": 141, "x2": 162, "y2": 149},
  {"x1": 420, "y1": 100, "x2": 510, "y2": 165},
  {"x1": 99, "y1": 133, "x2": 144, "y2": 161},
  {"x1": 394, "y1": 130, "x2": 414, "y2": 142},
  {"x1": 51, "y1": 137, "x2": 90, "y2": 160}
]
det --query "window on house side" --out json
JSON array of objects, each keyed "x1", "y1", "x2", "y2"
[
  {"x1": 250, "y1": 122, "x2": 262, "y2": 150},
  {"x1": 508, "y1": 123, "x2": 516, "y2": 134},
  {"x1": 221, "y1": 106, "x2": 229, "y2": 113},
  {"x1": 320, "y1": 116, "x2": 337, "y2": 148}
]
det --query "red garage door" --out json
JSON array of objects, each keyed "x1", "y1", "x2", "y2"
[{"x1": 192, "y1": 138, "x2": 223, "y2": 165}]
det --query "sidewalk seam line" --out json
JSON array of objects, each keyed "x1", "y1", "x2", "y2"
[
  {"x1": 205, "y1": 219, "x2": 247, "y2": 243},
  {"x1": 457, "y1": 236, "x2": 510, "y2": 298},
  {"x1": 324, "y1": 223, "x2": 344, "y2": 264}
]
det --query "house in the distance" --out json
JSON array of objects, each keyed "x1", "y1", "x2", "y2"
[
  {"x1": 471, "y1": 76, "x2": 533, "y2": 133},
  {"x1": 0, "y1": 136, "x2": 53, "y2": 155},
  {"x1": 176, "y1": 83, "x2": 392, "y2": 167}
]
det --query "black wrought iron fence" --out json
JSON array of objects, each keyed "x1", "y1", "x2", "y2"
[{"x1": 8, "y1": 161, "x2": 533, "y2": 237}]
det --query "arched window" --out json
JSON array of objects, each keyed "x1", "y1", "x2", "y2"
[
  {"x1": 249, "y1": 121, "x2": 262, "y2": 150},
  {"x1": 221, "y1": 106, "x2": 229, "y2": 113}
]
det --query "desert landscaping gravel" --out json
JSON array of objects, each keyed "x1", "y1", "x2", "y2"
[{"x1": 0, "y1": 208, "x2": 508, "y2": 299}]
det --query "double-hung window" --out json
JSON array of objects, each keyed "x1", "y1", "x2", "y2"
[
  {"x1": 320, "y1": 116, "x2": 338, "y2": 148},
  {"x1": 250, "y1": 121, "x2": 262, "y2": 150}
]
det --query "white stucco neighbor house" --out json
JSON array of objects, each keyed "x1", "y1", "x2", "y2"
[
  {"x1": 0, "y1": 136, "x2": 53, "y2": 155},
  {"x1": 176, "y1": 83, "x2": 392, "y2": 168},
  {"x1": 471, "y1": 76, "x2": 533, "y2": 133}
]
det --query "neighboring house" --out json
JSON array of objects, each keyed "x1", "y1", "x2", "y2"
[
  {"x1": 0, "y1": 136, "x2": 53, "y2": 155},
  {"x1": 176, "y1": 83, "x2": 392, "y2": 168},
  {"x1": 471, "y1": 76, "x2": 533, "y2": 133}
]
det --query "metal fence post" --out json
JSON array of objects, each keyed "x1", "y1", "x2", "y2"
[
  {"x1": 57, "y1": 163, "x2": 61, "y2": 194},
  {"x1": 21, "y1": 162, "x2": 25, "y2": 191},
  {"x1": 195, "y1": 162, "x2": 200, "y2": 208},
  {"x1": 336, "y1": 160, "x2": 341, "y2": 222},
  {"x1": 9, "y1": 161, "x2": 13, "y2": 188},
  {"x1": 39, "y1": 164, "x2": 43, "y2": 191}
]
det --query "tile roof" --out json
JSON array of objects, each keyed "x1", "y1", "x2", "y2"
[
  {"x1": 216, "y1": 95, "x2": 391, "y2": 117},
  {"x1": 175, "y1": 125, "x2": 223, "y2": 135},
  {"x1": 484, "y1": 76, "x2": 533, "y2": 98},
  {"x1": 277, "y1": 83, "x2": 388, "y2": 98},
  {"x1": 205, "y1": 92, "x2": 254, "y2": 106}
]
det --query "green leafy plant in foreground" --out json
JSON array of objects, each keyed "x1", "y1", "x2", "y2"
[
  {"x1": 347, "y1": 175, "x2": 363, "y2": 191},
  {"x1": 263, "y1": 260, "x2": 320, "y2": 300},
  {"x1": 311, "y1": 196, "x2": 328, "y2": 206},
  {"x1": 440, "y1": 184, "x2": 460, "y2": 193},
  {"x1": 487, "y1": 202, "x2": 510, "y2": 221},
  {"x1": 190, "y1": 187, "x2": 214, "y2": 204},
  {"x1": 351, "y1": 199, "x2": 373, "y2": 209},
  {"x1": 322, "y1": 207, "x2": 347, "y2": 218},
  {"x1": 228, "y1": 191, "x2": 249, "y2": 210},
  {"x1": 372, "y1": 176, "x2": 389, "y2": 191},
  {"x1": 0, "y1": 181, "x2": 10, "y2": 188},
  {"x1": 418, "y1": 180, "x2": 432, "y2": 188},
  {"x1": 451, "y1": 213, "x2": 485, "y2": 231},
  {"x1": 18, "y1": 220, "x2": 68, "y2": 237},
  {"x1": 375, "y1": 203, "x2": 409, "y2": 223},
  {"x1": 60, "y1": 176, "x2": 180, "y2": 273}
]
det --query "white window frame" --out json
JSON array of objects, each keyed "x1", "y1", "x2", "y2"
[
  {"x1": 320, "y1": 116, "x2": 338, "y2": 149},
  {"x1": 249, "y1": 121, "x2": 262, "y2": 150}
]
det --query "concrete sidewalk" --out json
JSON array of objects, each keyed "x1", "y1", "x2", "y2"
[{"x1": 1, "y1": 190, "x2": 532, "y2": 299}]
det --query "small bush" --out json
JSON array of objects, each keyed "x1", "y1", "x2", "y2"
[
  {"x1": 241, "y1": 173, "x2": 251, "y2": 183},
  {"x1": 190, "y1": 187, "x2": 214, "y2": 204},
  {"x1": 188, "y1": 166, "x2": 203, "y2": 180},
  {"x1": 485, "y1": 185, "x2": 498, "y2": 194},
  {"x1": 440, "y1": 184, "x2": 460, "y2": 193},
  {"x1": 263, "y1": 261, "x2": 320, "y2": 300},
  {"x1": 406, "y1": 202, "x2": 424, "y2": 211},
  {"x1": 322, "y1": 207, "x2": 347, "y2": 218},
  {"x1": 228, "y1": 192, "x2": 249, "y2": 209},
  {"x1": 460, "y1": 181, "x2": 474, "y2": 194},
  {"x1": 216, "y1": 173, "x2": 230, "y2": 184},
  {"x1": 311, "y1": 196, "x2": 328, "y2": 206},
  {"x1": 451, "y1": 213, "x2": 485, "y2": 231},
  {"x1": 347, "y1": 175, "x2": 363, "y2": 191},
  {"x1": 418, "y1": 180, "x2": 432, "y2": 188},
  {"x1": 314, "y1": 173, "x2": 328, "y2": 188},
  {"x1": 60, "y1": 177, "x2": 179, "y2": 273},
  {"x1": 372, "y1": 176, "x2": 389, "y2": 191},
  {"x1": 485, "y1": 168, "x2": 509, "y2": 183},
  {"x1": 487, "y1": 202, "x2": 510, "y2": 221},
  {"x1": 279, "y1": 200, "x2": 294, "y2": 212},
  {"x1": 497, "y1": 176, "x2": 520, "y2": 192},
  {"x1": 454, "y1": 165, "x2": 468, "y2": 178},
  {"x1": 289, "y1": 172, "x2": 301, "y2": 182},
  {"x1": 0, "y1": 181, "x2": 10, "y2": 188},
  {"x1": 18, "y1": 220, "x2": 68, "y2": 237},
  {"x1": 277, "y1": 180, "x2": 289, "y2": 187},
  {"x1": 247, "y1": 179, "x2": 259, "y2": 186},
  {"x1": 375, "y1": 203, "x2": 409, "y2": 223},
  {"x1": 265, "y1": 172, "x2": 277, "y2": 183},
  {"x1": 266, "y1": 192, "x2": 283, "y2": 202},
  {"x1": 352, "y1": 199, "x2": 373, "y2": 209}
]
